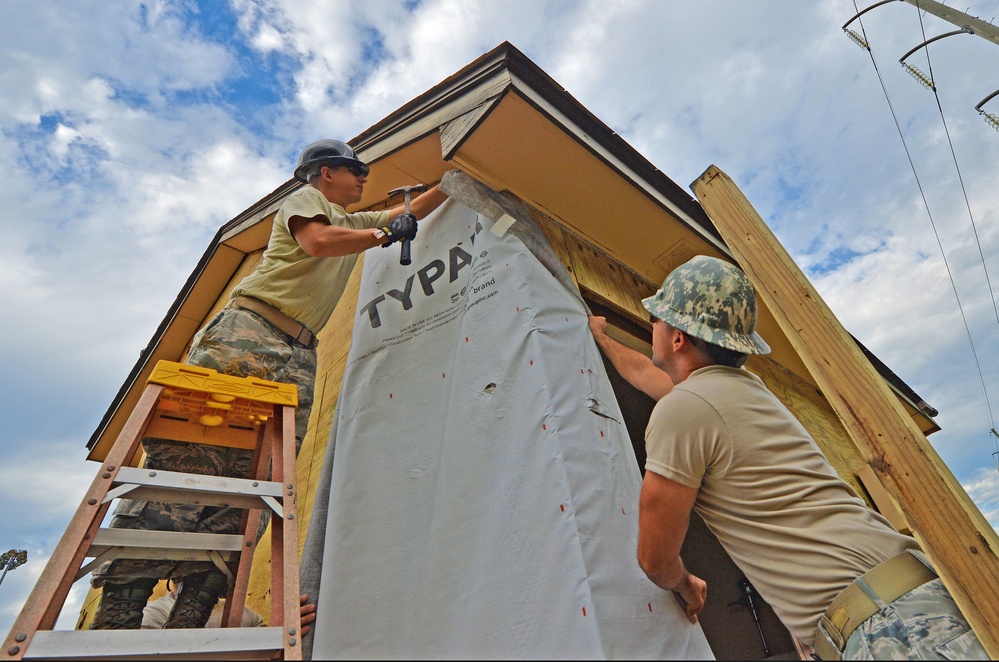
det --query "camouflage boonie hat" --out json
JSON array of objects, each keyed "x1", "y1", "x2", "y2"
[{"x1": 642, "y1": 255, "x2": 770, "y2": 355}]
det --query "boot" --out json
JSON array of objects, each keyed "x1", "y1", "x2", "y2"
[
  {"x1": 89, "y1": 578, "x2": 158, "y2": 630},
  {"x1": 164, "y1": 570, "x2": 229, "y2": 629}
]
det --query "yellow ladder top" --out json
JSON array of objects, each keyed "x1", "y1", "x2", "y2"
[{"x1": 147, "y1": 360, "x2": 298, "y2": 406}]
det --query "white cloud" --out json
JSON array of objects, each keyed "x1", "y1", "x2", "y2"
[
  {"x1": 0, "y1": 549, "x2": 92, "y2": 632},
  {"x1": 0, "y1": 441, "x2": 93, "y2": 542},
  {"x1": 964, "y1": 465, "x2": 999, "y2": 531}
]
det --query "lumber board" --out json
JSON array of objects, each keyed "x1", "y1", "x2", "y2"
[
  {"x1": 692, "y1": 164, "x2": 999, "y2": 656},
  {"x1": 567, "y1": 236, "x2": 655, "y2": 325}
]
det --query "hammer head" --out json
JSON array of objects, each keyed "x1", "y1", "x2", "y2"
[{"x1": 388, "y1": 184, "x2": 428, "y2": 201}]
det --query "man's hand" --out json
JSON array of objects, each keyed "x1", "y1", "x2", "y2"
[
  {"x1": 588, "y1": 315, "x2": 674, "y2": 401},
  {"x1": 299, "y1": 593, "x2": 316, "y2": 635},
  {"x1": 379, "y1": 213, "x2": 417, "y2": 247},
  {"x1": 588, "y1": 315, "x2": 609, "y2": 340},
  {"x1": 672, "y1": 571, "x2": 708, "y2": 624}
]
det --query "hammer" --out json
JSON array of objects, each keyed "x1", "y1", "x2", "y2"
[{"x1": 388, "y1": 184, "x2": 427, "y2": 266}]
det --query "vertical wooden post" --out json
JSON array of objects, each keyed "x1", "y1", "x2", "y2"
[{"x1": 691, "y1": 164, "x2": 999, "y2": 656}]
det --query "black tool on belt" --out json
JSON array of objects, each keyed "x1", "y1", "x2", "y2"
[{"x1": 729, "y1": 577, "x2": 770, "y2": 657}]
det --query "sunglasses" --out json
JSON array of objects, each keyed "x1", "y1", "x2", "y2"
[
  {"x1": 344, "y1": 163, "x2": 370, "y2": 177},
  {"x1": 323, "y1": 162, "x2": 369, "y2": 177}
]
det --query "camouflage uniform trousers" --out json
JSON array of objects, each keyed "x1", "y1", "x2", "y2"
[
  {"x1": 91, "y1": 306, "x2": 317, "y2": 586},
  {"x1": 838, "y1": 551, "x2": 987, "y2": 660}
]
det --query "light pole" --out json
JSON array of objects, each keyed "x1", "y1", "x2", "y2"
[{"x1": 0, "y1": 549, "x2": 28, "y2": 590}]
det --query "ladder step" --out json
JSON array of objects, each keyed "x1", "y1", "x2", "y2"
[
  {"x1": 108, "y1": 467, "x2": 285, "y2": 514},
  {"x1": 86, "y1": 529, "x2": 244, "y2": 561},
  {"x1": 23, "y1": 627, "x2": 287, "y2": 660}
]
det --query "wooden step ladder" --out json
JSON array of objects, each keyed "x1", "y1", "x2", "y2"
[{"x1": 2, "y1": 361, "x2": 303, "y2": 660}]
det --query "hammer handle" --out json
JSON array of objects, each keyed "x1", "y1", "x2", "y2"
[{"x1": 400, "y1": 238, "x2": 412, "y2": 266}]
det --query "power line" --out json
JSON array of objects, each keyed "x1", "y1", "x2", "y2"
[
  {"x1": 848, "y1": 0, "x2": 998, "y2": 440},
  {"x1": 910, "y1": 2, "x2": 999, "y2": 331},
  {"x1": 909, "y1": 1, "x2": 999, "y2": 466}
]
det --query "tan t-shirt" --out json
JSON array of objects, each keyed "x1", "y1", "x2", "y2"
[
  {"x1": 645, "y1": 365, "x2": 917, "y2": 646},
  {"x1": 231, "y1": 186, "x2": 390, "y2": 335}
]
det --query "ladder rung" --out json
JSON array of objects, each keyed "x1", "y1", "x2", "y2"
[
  {"x1": 108, "y1": 467, "x2": 284, "y2": 512},
  {"x1": 23, "y1": 627, "x2": 287, "y2": 660},
  {"x1": 86, "y1": 529, "x2": 244, "y2": 560}
]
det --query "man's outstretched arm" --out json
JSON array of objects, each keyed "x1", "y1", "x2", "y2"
[
  {"x1": 637, "y1": 470, "x2": 707, "y2": 624},
  {"x1": 588, "y1": 315, "x2": 674, "y2": 401},
  {"x1": 291, "y1": 184, "x2": 448, "y2": 258},
  {"x1": 387, "y1": 183, "x2": 448, "y2": 221}
]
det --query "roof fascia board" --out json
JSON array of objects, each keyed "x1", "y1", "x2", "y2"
[
  {"x1": 495, "y1": 46, "x2": 724, "y2": 239},
  {"x1": 346, "y1": 43, "x2": 726, "y2": 256},
  {"x1": 350, "y1": 51, "x2": 514, "y2": 164}
]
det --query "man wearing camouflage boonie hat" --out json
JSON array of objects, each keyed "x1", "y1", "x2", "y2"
[
  {"x1": 89, "y1": 140, "x2": 449, "y2": 631},
  {"x1": 589, "y1": 255, "x2": 985, "y2": 659}
]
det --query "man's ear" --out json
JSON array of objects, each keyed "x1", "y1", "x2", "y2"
[{"x1": 672, "y1": 328, "x2": 685, "y2": 350}]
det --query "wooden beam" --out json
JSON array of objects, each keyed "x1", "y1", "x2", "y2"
[{"x1": 691, "y1": 164, "x2": 999, "y2": 656}]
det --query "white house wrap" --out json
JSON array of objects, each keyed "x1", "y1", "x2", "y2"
[{"x1": 308, "y1": 181, "x2": 712, "y2": 659}]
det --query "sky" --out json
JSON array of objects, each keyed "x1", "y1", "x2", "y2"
[{"x1": 2, "y1": 0, "x2": 999, "y2": 634}]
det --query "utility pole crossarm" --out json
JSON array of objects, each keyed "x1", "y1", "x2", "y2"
[{"x1": 901, "y1": 0, "x2": 999, "y2": 47}]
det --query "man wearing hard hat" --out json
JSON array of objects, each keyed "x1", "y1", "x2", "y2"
[
  {"x1": 89, "y1": 140, "x2": 447, "y2": 631},
  {"x1": 589, "y1": 255, "x2": 985, "y2": 659}
]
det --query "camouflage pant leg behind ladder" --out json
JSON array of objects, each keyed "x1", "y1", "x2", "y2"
[
  {"x1": 163, "y1": 570, "x2": 230, "y2": 629},
  {"x1": 89, "y1": 578, "x2": 158, "y2": 630}
]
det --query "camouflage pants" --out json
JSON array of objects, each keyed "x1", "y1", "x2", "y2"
[
  {"x1": 836, "y1": 551, "x2": 987, "y2": 660},
  {"x1": 91, "y1": 306, "x2": 318, "y2": 585}
]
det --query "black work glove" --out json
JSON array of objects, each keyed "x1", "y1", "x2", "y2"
[{"x1": 379, "y1": 213, "x2": 418, "y2": 247}]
